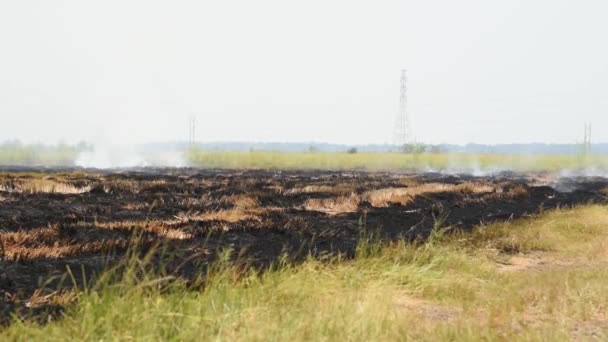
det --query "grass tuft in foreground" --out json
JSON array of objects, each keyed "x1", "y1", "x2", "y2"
[{"x1": 2, "y1": 206, "x2": 608, "y2": 341}]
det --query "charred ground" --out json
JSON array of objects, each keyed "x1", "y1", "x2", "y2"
[{"x1": 0, "y1": 168, "x2": 607, "y2": 323}]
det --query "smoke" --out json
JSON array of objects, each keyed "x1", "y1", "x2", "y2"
[
  {"x1": 420, "y1": 154, "x2": 608, "y2": 194},
  {"x1": 76, "y1": 144, "x2": 144, "y2": 168},
  {"x1": 428, "y1": 153, "x2": 506, "y2": 177},
  {"x1": 75, "y1": 143, "x2": 186, "y2": 169},
  {"x1": 558, "y1": 167, "x2": 608, "y2": 179}
]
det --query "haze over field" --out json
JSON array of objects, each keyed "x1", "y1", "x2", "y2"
[
  {"x1": 1, "y1": 0, "x2": 608, "y2": 147},
  {"x1": 4, "y1": 3, "x2": 608, "y2": 340}
]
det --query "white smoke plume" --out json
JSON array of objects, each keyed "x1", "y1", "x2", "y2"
[{"x1": 76, "y1": 143, "x2": 186, "y2": 169}]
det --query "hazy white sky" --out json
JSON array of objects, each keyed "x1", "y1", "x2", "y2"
[{"x1": 1, "y1": 0, "x2": 607, "y2": 145}]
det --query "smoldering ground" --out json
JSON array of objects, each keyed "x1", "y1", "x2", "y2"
[{"x1": 0, "y1": 168, "x2": 607, "y2": 324}]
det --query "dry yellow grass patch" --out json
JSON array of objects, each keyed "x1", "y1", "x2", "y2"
[
  {"x1": 194, "y1": 195, "x2": 266, "y2": 222},
  {"x1": 395, "y1": 295, "x2": 464, "y2": 323},
  {"x1": 0, "y1": 220, "x2": 196, "y2": 260},
  {"x1": 0, "y1": 223, "x2": 139, "y2": 260},
  {"x1": 224, "y1": 195, "x2": 259, "y2": 210},
  {"x1": 93, "y1": 221, "x2": 193, "y2": 240},
  {"x1": 362, "y1": 187, "x2": 412, "y2": 207},
  {"x1": 0, "y1": 178, "x2": 91, "y2": 194},
  {"x1": 283, "y1": 183, "x2": 357, "y2": 195},
  {"x1": 97, "y1": 178, "x2": 138, "y2": 193},
  {"x1": 198, "y1": 210, "x2": 257, "y2": 223},
  {"x1": 120, "y1": 202, "x2": 150, "y2": 211},
  {"x1": 363, "y1": 182, "x2": 495, "y2": 207},
  {"x1": 397, "y1": 176, "x2": 421, "y2": 187},
  {"x1": 304, "y1": 194, "x2": 360, "y2": 214},
  {"x1": 26, "y1": 289, "x2": 79, "y2": 308},
  {"x1": 454, "y1": 182, "x2": 496, "y2": 194},
  {"x1": 303, "y1": 182, "x2": 497, "y2": 212},
  {"x1": 2, "y1": 220, "x2": 197, "y2": 258},
  {"x1": 503, "y1": 184, "x2": 530, "y2": 199},
  {"x1": 4, "y1": 239, "x2": 127, "y2": 260},
  {"x1": 488, "y1": 182, "x2": 530, "y2": 200},
  {"x1": 96, "y1": 178, "x2": 168, "y2": 194},
  {"x1": 162, "y1": 195, "x2": 265, "y2": 225}
]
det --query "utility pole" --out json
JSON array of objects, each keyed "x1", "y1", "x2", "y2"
[
  {"x1": 584, "y1": 123, "x2": 592, "y2": 155},
  {"x1": 188, "y1": 116, "x2": 196, "y2": 147}
]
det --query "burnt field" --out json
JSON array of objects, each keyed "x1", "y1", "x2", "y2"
[{"x1": 1, "y1": 168, "x2": 608, "y2": 321}]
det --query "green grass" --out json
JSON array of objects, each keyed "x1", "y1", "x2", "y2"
[
  {"x1": 186, "y1": 150, "x2": 608, "y2": 172},
  {"x1": 3, "y1": 205, "x2": 608, "y2": 341},
  {"x1": 0, "y1": 145, "x2": 81, "y2": 166},
  {"x1": 2, "y1": 146, "x2": 607, "y2": 172}
]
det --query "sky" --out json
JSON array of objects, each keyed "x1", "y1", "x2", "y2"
[{"x1": 1, "y1": 0, "x2": 607, "y2": 146}]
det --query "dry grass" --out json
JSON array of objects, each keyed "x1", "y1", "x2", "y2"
[
  {"x1": 0, "y1": 178, "x2": 91, "y2": 194},
  {"x1": 95, "y1": 178, "x2": 174, "y2": 194},
  {"x1": 94, "y1": 178, "x2": 137, "y2": 193},
  {"x1": 197, "y1": 209, "x2": 259, "y2": 223},
  {"x1": 195, "y1": 195, "x2": 264, "y2": 222},
  {"x1": 0, "y1": 223, "x2": 131, "y2": 260},
  {"x1": 283, "y1": 183, "x2": 357, "y2": 195},
  {"x1": 304, "y1": 194, "x2": 360, "y2": 214},
  {"x1": 120, "y1": 202, "x2": 150, "y2": 211},
  {"x1": 488, "y1": 182, "x2": 530, "y2": 200},
  {"x1": 502, "y1": 184, "x2": 530, "y2": 199},
  {"x1": 4, "y1": 205, "x2": 608, "y2": 340},
  {"x1": 362, "y1": 187, "x2": 412, "y2": 207},
  {"x1": 397, "y1": 176, "x2": 421, "y2": 187},
  {"x1": 3, "y1": 237, "x2": 127, "y2": 260},
  {"x1": 93, "y1": 220, "x2": 193, "y2": 240},
  {"x1": 303, "y1": 182, "x2": 497, "y2": 212},
  {"x1": 395, "y1": 295, "x2": 464, "y2": 323},
  {"x1": 0, "y1": 191, "x2": 265, "y2": 261},
  {"x1": 0, "y1": 220, "x2": 194, "y2": 260},
  {"x1": 25, "y1": 289, "x2": 79, "y2": 309},
  {"x1": 364, "y1": 182, "x2": 495, "y2": 207},
  {"x1": 222, "y1": 194, "x2": 259, "y2": 209},
  {"x1": 454, "y1": 182, "x2": 496, "y2": 194}
]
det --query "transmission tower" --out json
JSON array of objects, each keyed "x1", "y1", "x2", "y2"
[{"x1": 393, "y1": 69, "x2": 412, "y2": 149}]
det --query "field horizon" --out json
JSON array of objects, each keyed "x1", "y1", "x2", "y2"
[{"x1": 3, "y1": 141, "x2": 608, "y2": 175}]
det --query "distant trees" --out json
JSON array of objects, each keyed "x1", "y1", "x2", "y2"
[
  {"x1": 0, "y1": 140, "x2": 89, "y2": 166},
  {"x1": 398, "y1": 144, "x2": 426, "y2": 154},
  {"x1": 395, "y1": 144, "x2": 445, "y2": 154},
  {"x1": 428, "y1": 145, "x2": 444, "y2": 154}
]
